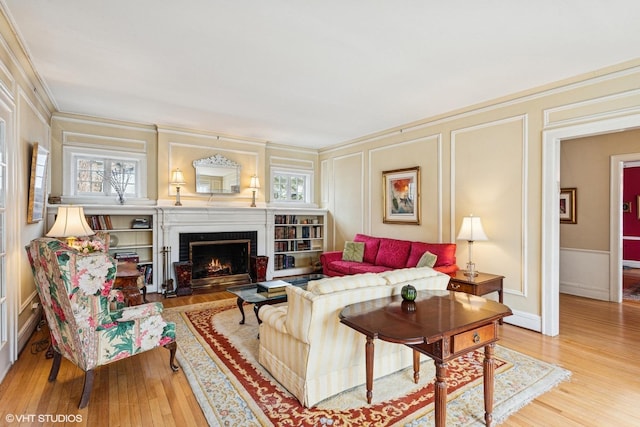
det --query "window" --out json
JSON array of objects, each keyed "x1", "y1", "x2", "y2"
[
  {"x1": 272, "y1": 169, "x2": 313, "y2": 204},
  {"x1": 63, "y1": 147, "x2": 147, "y2": 203}
]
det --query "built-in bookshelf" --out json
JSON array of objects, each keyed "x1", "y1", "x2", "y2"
[
  {"x1": 271, "y1": 210, "x2": 326, "y2": 277},
  {"x1": 47, "y1": 207, "x2": 157, "y2": 291}
]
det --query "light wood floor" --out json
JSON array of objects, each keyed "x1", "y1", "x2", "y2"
[{"x1": 1, "y1": 292, "x2": 639, "y2": 426}]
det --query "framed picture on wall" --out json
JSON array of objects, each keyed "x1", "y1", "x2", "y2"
[
  {"x1": 559, "y1": 188, "x2": 577, "y2": 224},
  {"x1": 382, "y1": 166, "x2": 420, "y2": 224}
]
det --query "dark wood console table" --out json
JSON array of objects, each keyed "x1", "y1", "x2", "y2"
[{"x1": 339, "y1": 290, "x2": 512, "y2": 427}]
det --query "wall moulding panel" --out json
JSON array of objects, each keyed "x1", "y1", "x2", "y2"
[
  {"x1": 369, "y1": 134, "x2": 443, "y2": 241},
  {"x1": 544, "y1": 88, "x2": 640, "y2": 128},
  {"x1": 451, "y1": 114, "x2": 528, "y2": 299},
  {"x1": 62, "y1": 131, "x2": 148, "y2": 152}
]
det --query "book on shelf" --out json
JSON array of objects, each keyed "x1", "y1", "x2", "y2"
[
  {"x1": 131, "y1": 218, "x2": 151, "y2": 229},
  {"x1": 85, "y1": 214, "x2": 113, "y2": 230},
  {"x1": 137, "y1": 263, "x2": 153, "y2": 285},
  {"x1": 257, "y1": 279, "x2": 290, "y2": 295},
  {"x1": 114, "y1": 252, "x2": 139, "y2": 263}
]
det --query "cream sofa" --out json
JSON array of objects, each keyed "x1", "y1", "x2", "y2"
[{"x1": 258, "y1": 266, "x2": 450, "y2": 407}]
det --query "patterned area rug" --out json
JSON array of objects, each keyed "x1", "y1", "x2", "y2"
[
  {"x1": 623, "y1": 282, "x2": 640, "y2": 301},
  {"x1": 164, "y1": 300, "x2": 570, "y2": 426}
]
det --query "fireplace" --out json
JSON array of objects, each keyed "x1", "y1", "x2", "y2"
[{"x1": 179, "y1": 231, "x2": 256, "y2": 290}]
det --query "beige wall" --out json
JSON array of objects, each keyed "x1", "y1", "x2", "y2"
[
  {"x1": 561, "y1": 129, "x2": 640, "y2": 251},
  {"x1": 320, "y1": 59, "x2": 640, "y2": 326},
  {"x1": 0, "y1": 11, "x2": 54, "y2": 354},
  {"x1": 2, "y1": 1, "x2": 639, "y2": 341}
]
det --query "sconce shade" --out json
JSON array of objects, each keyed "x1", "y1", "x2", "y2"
[
  {"x1": 249, "y1": 175, "x2": 260, "y2": 189},
  {"x1": 457, "y1": 215, "x2": 488, "y2": 242},
  {"x1": 46, "y1": 206, "x2": 94, "y2": 238},
  {"x1": 170, "y1": 168, "x2": 186, "y2": 185}
]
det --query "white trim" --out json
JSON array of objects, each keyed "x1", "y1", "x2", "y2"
[{"x1": 542, "y1": 113, "x2": 640, "y2": 336}]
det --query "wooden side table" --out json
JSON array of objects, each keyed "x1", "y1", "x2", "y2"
[
  {"x1": 447, "y1": 271, "x2": 504, "y2": 303},
  {"x1": 115, "y1": 262, "x2": 145, "y2": 306}
]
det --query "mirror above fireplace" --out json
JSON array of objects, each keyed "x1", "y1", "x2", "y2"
[{"x1": 192, "y1": 154, "x2": 241, "y2": 194}]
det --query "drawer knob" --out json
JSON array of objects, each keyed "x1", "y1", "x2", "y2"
[
  {"x1": 473, "y1": 332, "x2": 480, "y2": 343},
  {"x1": 450, "y1": 282, "x2": 460, "y2": 290}
]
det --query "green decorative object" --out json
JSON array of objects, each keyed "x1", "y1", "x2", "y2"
[{"x1": 401, "y1": 284, "x2": 417, "y2": 301}]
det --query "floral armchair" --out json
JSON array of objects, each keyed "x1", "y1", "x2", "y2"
[{"x1": 25, "y1": 237, "x2": 178, "y2": 408}]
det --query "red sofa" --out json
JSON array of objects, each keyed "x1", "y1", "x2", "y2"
[{"x1": 320, "y1": 233, "x2": 459, "y2": 276}]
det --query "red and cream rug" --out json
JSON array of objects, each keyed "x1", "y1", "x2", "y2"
[{"x1": 164, "y1": 299, "x2": 570, "y2": 426}]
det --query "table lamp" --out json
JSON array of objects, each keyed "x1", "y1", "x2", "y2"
[
  {"x1": 46, "y1": 205, "x2": 95, "y2": 246},
  {"x1": 457, "y1": 214, "x2": 488, "y2": 277},
  {"x1": 170, "y1": 168, "x2": 186, "y2": 206},
  {"x1": 249, "y1": 175, "x2": 260, "y2": 207}
]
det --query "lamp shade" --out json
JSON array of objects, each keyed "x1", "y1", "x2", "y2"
[
  {"x1": 46, "y1": 206, "x2": 94, "y2": 238},
  {"x1": 249, "y1": 175, "x2": 260, "y2": 189},
  {"x1": 170, "y1": 168, "x2": 186, "y2": 185},
  {"x1": 457, "y1": 215, "x2": 488, "y2": 242}
]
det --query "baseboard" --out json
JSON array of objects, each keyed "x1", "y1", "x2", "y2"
[
  {"x1": 503, "y1": 308, "x2": 541, "y2": 332},
  {"x1": 17, "y1": 307, "x2": 43, "y2": 355}
]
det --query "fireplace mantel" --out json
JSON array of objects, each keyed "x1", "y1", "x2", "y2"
[{"x1": 158, "y1": 205, "x2": 325, "y2": 276}]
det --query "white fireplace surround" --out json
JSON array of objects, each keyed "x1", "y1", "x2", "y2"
[{"x1": 159, "y1": 207, "x2": 269, "y2": 267}]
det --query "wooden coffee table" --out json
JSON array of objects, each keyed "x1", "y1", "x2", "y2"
[{"x1": 339, "y1": 290, "x2": 512, "y2": 427}]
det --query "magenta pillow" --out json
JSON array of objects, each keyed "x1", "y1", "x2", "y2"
[
  {"x1": 375, "y1": 238, "x2": 411, "y2": 269},
  {"x1": 407, "y1": 242, "x2": 456, "y2": 267},
  {"x1": 354, "y1": 234, "x2": 381, "y2": 264}
]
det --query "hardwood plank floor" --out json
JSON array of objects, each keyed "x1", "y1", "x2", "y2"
[{"x1": 1, "y1": 292, "x2": 639, "y2": 426}]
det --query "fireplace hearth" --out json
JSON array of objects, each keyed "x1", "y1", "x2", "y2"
[{"x1": 180, "y1": 231, "x2": 257, "y2": 291}]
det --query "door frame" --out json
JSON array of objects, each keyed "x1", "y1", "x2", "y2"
[{"x1": 542, "y1": 113, "x2": 640, "y2": 336}]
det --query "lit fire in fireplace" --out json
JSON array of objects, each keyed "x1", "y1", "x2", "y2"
[{"x1": 205, "y1": 257, "x2": 232, "y2": 276}]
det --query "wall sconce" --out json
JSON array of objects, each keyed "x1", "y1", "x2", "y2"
[
  {"x1": 46, "y1": 205, "x2": 94, "y2": 246},
  {"x1": 249, "y1": 175, "x2": 260, "y2": 207},
  {"x1": 457, "y1": 214, "x2": 488, "y2": 277},
  {"x1": 170, "y1": 168, "x2": 186, "y2": 206}
]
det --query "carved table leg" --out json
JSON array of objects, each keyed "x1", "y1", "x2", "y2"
[
  {"x1": 365, "y1": 336, "x2": 374, "y2": 404},
  {"x1": 484, "y1": 343, "x2": 496, "y2": 426},
  {"x1": 236, "y1": 297, "x2": 246, "y2": 324},
  {"x1": 434, "y1": 361, "x2": 448, "y2": 427},
  {"x1": 413, "y1": 349, "x2": 420, "y2": 384},
  {"x1": 253, "y1": 303, "x2": 265, "y2": 326}
]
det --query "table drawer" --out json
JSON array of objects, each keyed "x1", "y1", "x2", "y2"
[
  {"x1": 452, "y1": 324, "x2": 496, "y2": 353},
  {"x1": 447, "y1": 281, "x2": 474, "y2": 294}
]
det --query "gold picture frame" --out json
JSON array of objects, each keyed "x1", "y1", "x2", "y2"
[
  {"x1": 559, "y1": 188, "x2": 576, "y2": 224},
  {"x1": 382, "y1": 166, "x2": 420, "y2": 224},
  {"x1": 27, "y1": 142, "x2": 49, "y2": 223}
]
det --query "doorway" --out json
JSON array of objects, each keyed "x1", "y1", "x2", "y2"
[
  {"x1": 542, "y1": 114, "x2": 640, "y2": 336},
  {"x1": 620, "y1": 161, "x2": 640, "y2": 303}
]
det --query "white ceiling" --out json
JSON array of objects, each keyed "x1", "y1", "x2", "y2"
[{"x1": 2, "y1": 1, "x2": 639, "y2": 149}]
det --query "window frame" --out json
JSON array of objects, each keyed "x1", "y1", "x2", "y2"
[
  {"x1": 63, "y1": 146, "x2": 148, "y2": 204},
  {"x1": 270, "y1": 167, "x2": 315, "y2": 206}
]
